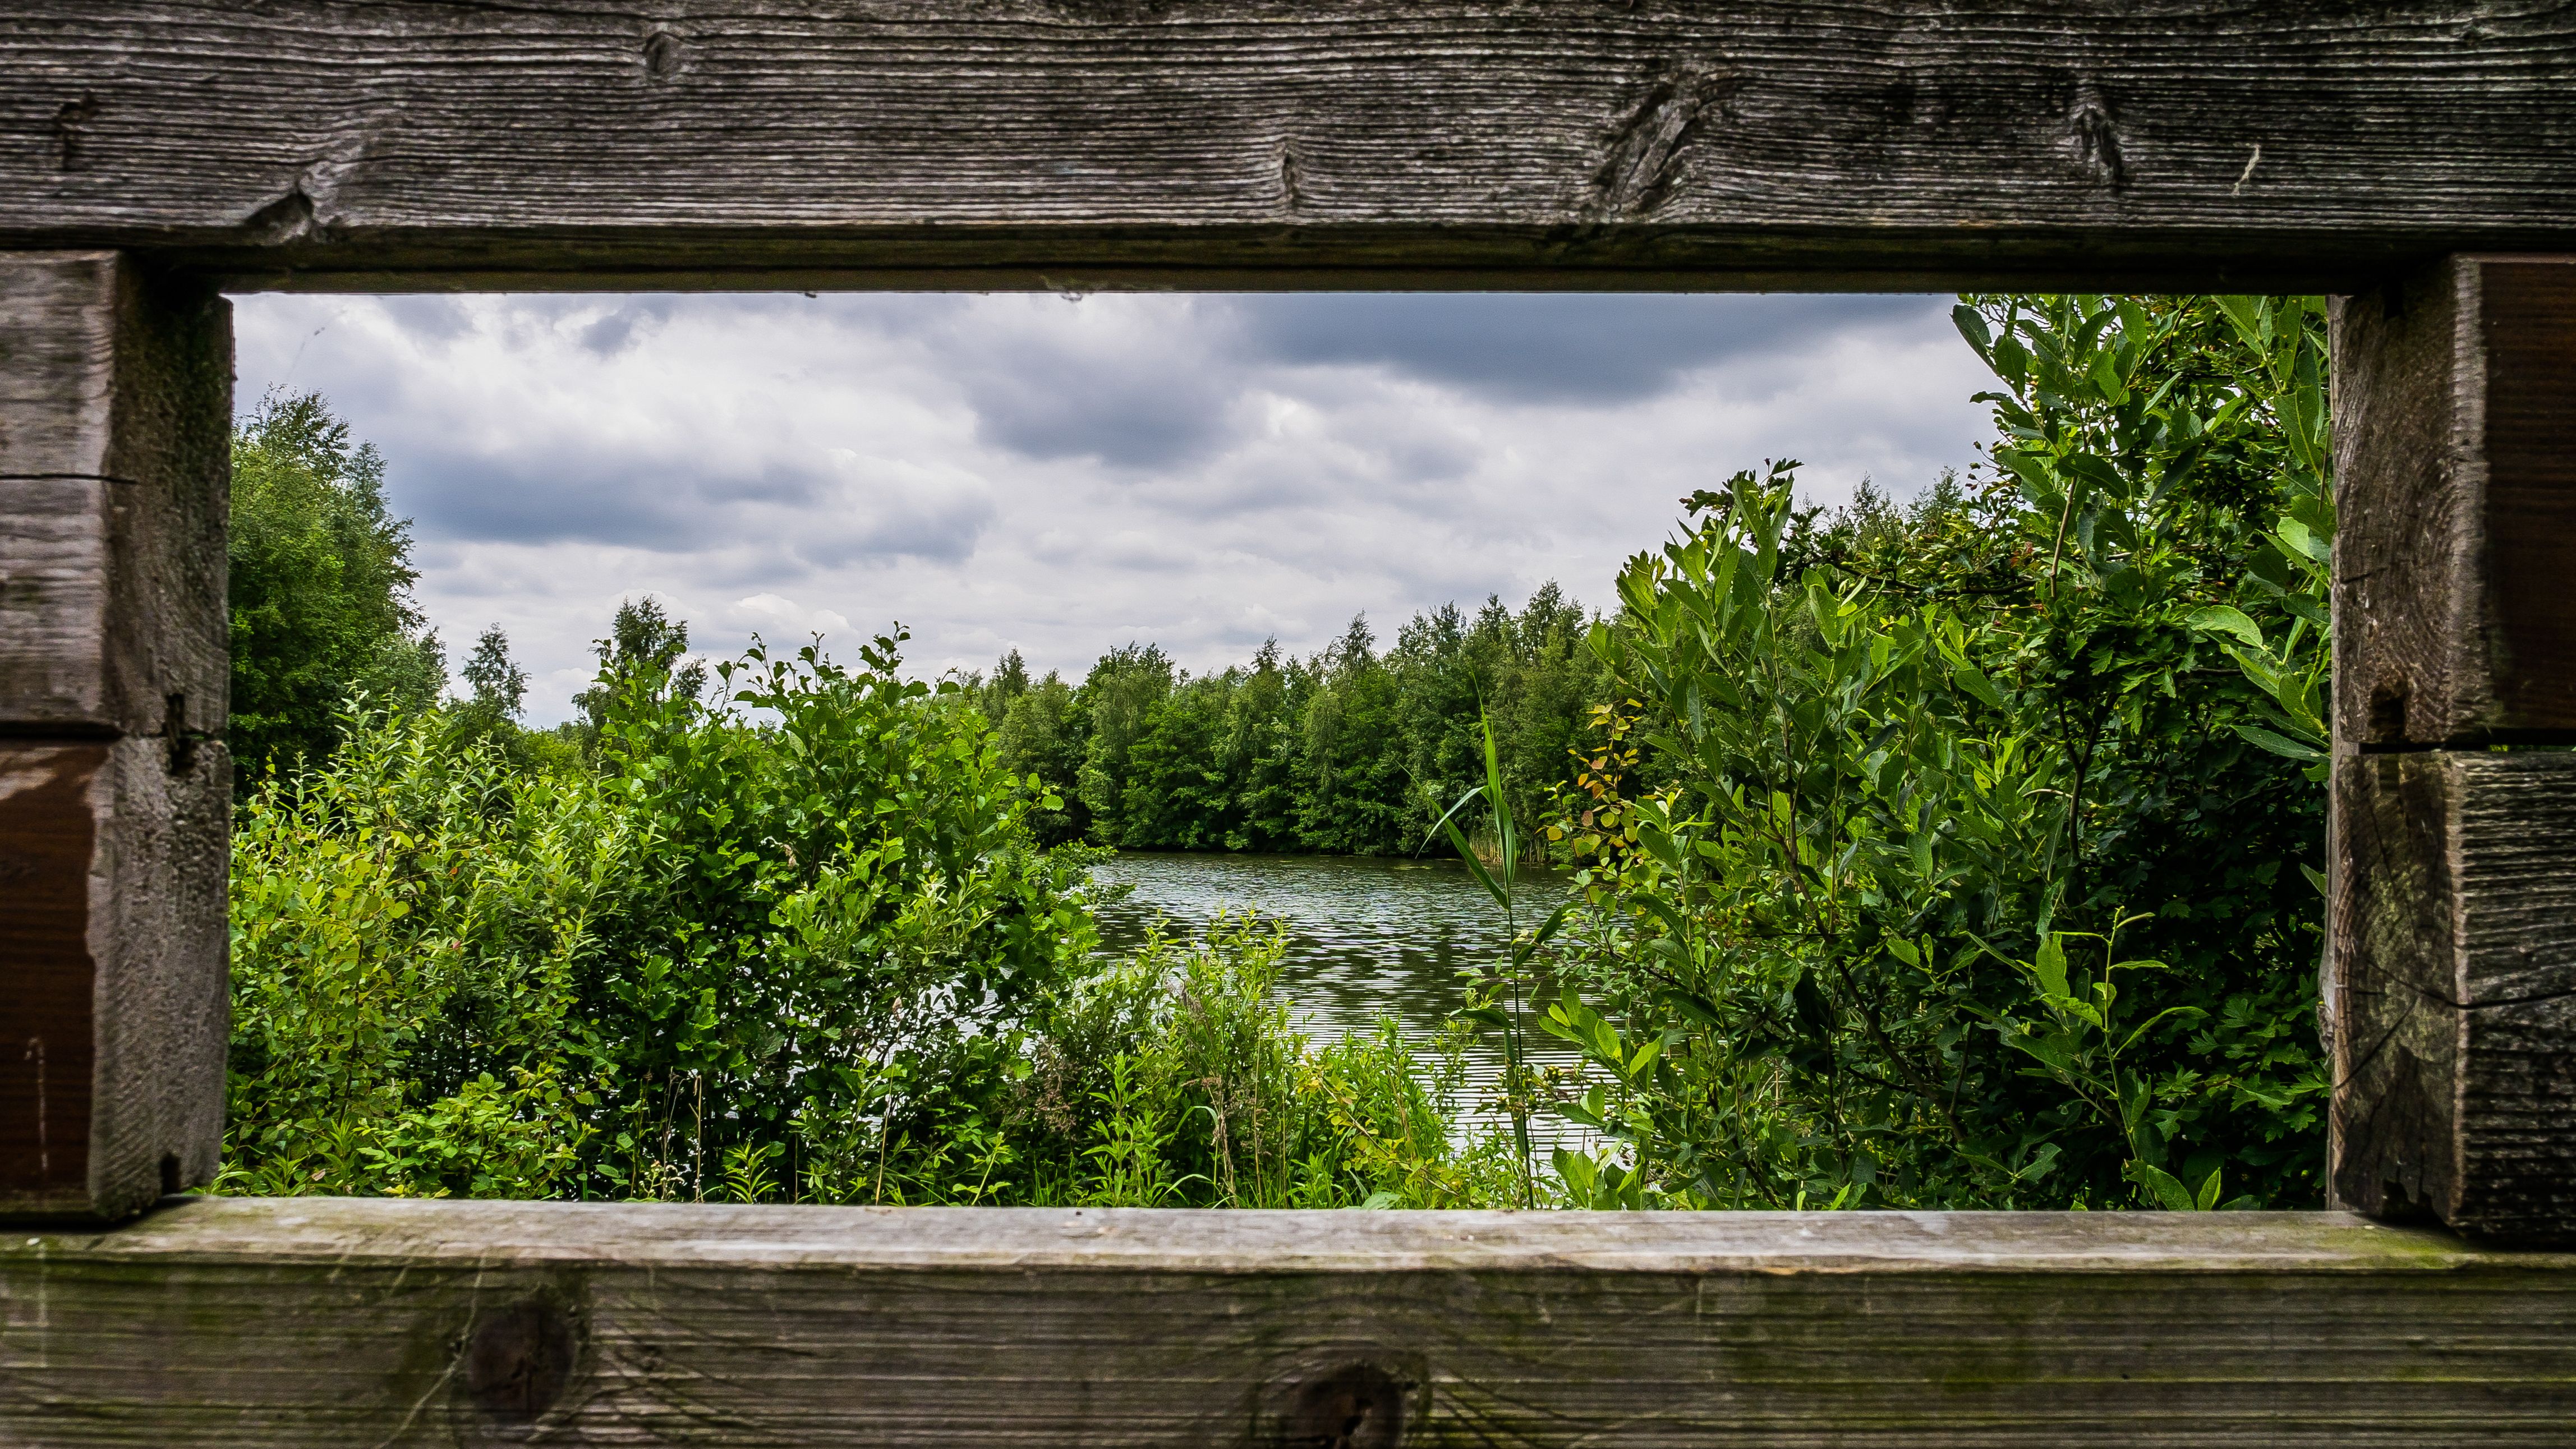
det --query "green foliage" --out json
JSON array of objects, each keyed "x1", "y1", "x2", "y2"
[
  {"x1": 847, "y1": 914, "x2": 1515, "y2": 1208},
  {"x1": 224, "y1": 626, "x2": 1507, "y2": 1207},
  {"x1": 225, "y1": 710, "x2": 625, "y2": 1198},
  {"x1": 226, "y1": 625, "x2": 1089, "y2": 1199},
  {"x1": 1543, "y1": 295, "x2": 2332, "y2": 1211},
  {"x1": 227, "y1": 391, "x2": 444, "y2": 781},
  {"x1": 226, "y1": 296, "x2": 2344, "y2": 1217},
  {"x1": 988, "y1": 585, "x2": 1607, "y2": 859},
  {"x1": 1428, "y1": 712, "x2": 1578, "y2": 1207}
]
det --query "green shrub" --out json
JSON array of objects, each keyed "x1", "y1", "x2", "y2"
[
  {"x1": 1538, "y1": 296, "x2": 2331, "y2": 1211},
  {"x1": 224, "y1": 636, "x2": 1508, "y2": 1207}
]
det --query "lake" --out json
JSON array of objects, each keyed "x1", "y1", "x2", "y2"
[{"x1": 1088, "y1": 852, "x2": 1584, "y2": 1146}]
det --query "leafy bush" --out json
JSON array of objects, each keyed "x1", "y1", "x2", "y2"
[
  {"x1": 1539, "y1": 296, "x2": 2331, "y2": 1211},
  {"x1": 227, "y1": 629, "x2": 1092, "y2": 1199},
  {"x1": 845, "y1": 914, "x2": 1515, "y2": 1208},
  {"x1": 224, "y1": 633, "x2": 1507, "y2": 1206}
]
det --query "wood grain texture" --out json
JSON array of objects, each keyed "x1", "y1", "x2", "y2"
[
  {"x1": 0, "y1": 735, "x2": 228, "y2": 1223},
  {"x1": 3, "y1": 4, "x2": 2575, "y2": 291},
  {"x1": 2331, "y1": 256, "x2": 2576, "y2": 747},
  {"x1": 4, "y1": 1200, "x2": 2575, "y2": 1447},
  {"x1": 2330, "y1": 749, "x2": 2576, "y2": 1244},
  {"x1": 0, "y1": 251, "x2": 231, "y2": 737}
]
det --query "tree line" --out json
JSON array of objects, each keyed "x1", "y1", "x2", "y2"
[
  {"x1": 970, "y1": 587, "x2": 1606, "y2": 858},
  {"x1": 225, "y1": 388, "x2": 1611, "y2": 866}
]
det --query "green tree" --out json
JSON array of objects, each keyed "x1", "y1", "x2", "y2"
[
  {"x1": 1076, "y1": 643, "x2": 1174, "y2": 845},
  {"x1": 227, "y1": 390, "x2": 443, "y2": 779},
  {"x1": 571, "y1": 596, "x2": 704, "y2": 730},
  {"x1": 1297, "y1": 616, "x2": 1411, "y2": 854},
  {"x1": 994, "y1": 669, "x2": 1091, "y2": 845}
]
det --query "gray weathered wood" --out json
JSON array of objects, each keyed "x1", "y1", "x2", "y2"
[
  {"x1": 2331, "y1": 256, "x2": 2576, "y2": 748},
  {"x1": 0, "y1": 251, "x2": 231, "y2": 737},
  {"x1": 2329, "y1": 750, "x2": 2576, "y2": 1243},
  {"x1": 0, "y1": 735, "x2": 229, "y2": 1223},
  {"x1": 4, "y1": 1200, "x2": 2574, "y2": 1446},
  {"x1": 2326, "y1": 253, "x2": 2576, "y2": 1244},
  {"x1": 0, "y1": 249, "x2": 231, "y2": 1225},
  {"x1": 3, "y1": 4, "x2": 2575, "y2": 292}
]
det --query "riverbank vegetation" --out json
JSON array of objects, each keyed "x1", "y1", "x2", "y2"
[
  {"x1": 223, "y1": 292, "x2": 2333, "y2": 1210},
  {"x1": 225, "y1": 633, "x2": 1511, "y2": 1205},
  {"x1": 973, "y1": 585, "x2": 1606, "y2": 858}
]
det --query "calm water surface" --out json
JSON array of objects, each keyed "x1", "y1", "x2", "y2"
[{"x1": 1089, "y1": 852, "x2": 1583, "y2": 1142}]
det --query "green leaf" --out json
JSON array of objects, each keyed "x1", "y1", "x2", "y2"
[
  {"x1": 1442, "y1": 816, "x2": 1509, "y2": 909},
  {"x1": 1528, "y1": 900, "x2": 1577, "y2": 950},
  {"x1": 2212, "y1": 295, "x2": 2267, "y2": 350},
  {"x1": 1622, "y1": 1036, "x2": 1666, "y2": 1082},
  {"x1": 1951, "y1": 303, "x2": 1994, "y2": 356},
  {"x1": 2195, "y1": 1166, "x2": 2224, "y2": 1212},
  {"x1": 2034, "y1": 933, "x2": 2069, "y2": 1001},
  {"x1": 2184, "y1": 605, "x2": 2265, "y2": 650},
  {"x1": 2132, "y1": 1161, "x2": 2198, "y2": 1212},
  {"x1": 2230, "y1": 723, "x2": 2325, "y2": 761},
  {"x1": 2275, "y1": 516, "x2": 2331, "y2": 565},
  {"x1": 1949, "y1": 663, "x2": 2007, "y2": 712}
]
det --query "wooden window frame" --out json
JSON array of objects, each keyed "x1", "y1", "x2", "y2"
[{"x1": 3, "y1": 6, "x2": 2574, "y2": 1442}]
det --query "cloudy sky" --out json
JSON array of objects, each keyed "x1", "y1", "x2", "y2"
[{"x1": 233, "y1": 290, "x2": 1995, "y2": 724}]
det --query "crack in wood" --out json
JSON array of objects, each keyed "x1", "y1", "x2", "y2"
[
  {"x1": 49, "y1": 95, "x2": 96, "y2": 174},
  {"x1": 1589, "y1": 63, "x2": 1738, "y2": 220}
]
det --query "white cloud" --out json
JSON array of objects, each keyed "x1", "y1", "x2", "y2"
[{"x1": 233, "y1": 291, "x2": 1994, "y2": 723}]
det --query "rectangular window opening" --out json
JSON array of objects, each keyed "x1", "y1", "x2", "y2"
[{"x1": 218, "y1": 288, "x2": 2333, "y2": 1216}]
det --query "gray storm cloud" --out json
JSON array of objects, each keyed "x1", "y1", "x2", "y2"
[{"x1": 233, "y1": 290, "x2": 1991, "y2": 724}]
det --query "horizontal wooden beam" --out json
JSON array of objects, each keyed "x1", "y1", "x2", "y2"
[
  {"x1": 3, "y1": 1201, "x2": 2573, "y2": 1446},
  {"x1": 3, "y1": 4, "x2": 2573, "y2": 292}
]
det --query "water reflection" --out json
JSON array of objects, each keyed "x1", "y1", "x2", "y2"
[{"x1": 1088, "y1": 852, "x2": 1583, "y2": 1146}]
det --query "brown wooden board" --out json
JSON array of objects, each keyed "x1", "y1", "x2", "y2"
[
  {"x1": 2330, "y1": 749, "x2": 2576, "y2": 1243},
  {"x1": 0, "y1": 252, "x2": 231, "y2": 739},
  {"x1": 2331, "y1": 256, "x2": 2576, "y2": 747},
  {"x1": 0, "y1": 735, "x2": 229, "y2": 1222},
  {"x1": 1, "y1": 4, "x2": 2574, "y2": 292},
  {"x1": 4, "y1": 1200, "x2": 2575, "y2": 1447}
]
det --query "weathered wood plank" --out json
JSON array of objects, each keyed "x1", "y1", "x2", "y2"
[
  {"x1": 2331, "y1": 256, "x2": 2576, "y2": 747},
  {"x1": 3, "y1": 1201, "x2": 2573, "y2": 1447},
  {"x1": 0, "y1": 251, "x2": 231, "y2": 737},
  {"x1": 3, "y1": 4, "x2": 2574, "y2": 291},
  {"x1": 0, "y1": 735, "x2": 229, "y2": 1222},
  {"x1": 2329, "y1": 750, "x2": 2576, "y2": 1244},
  {"x1": 2325, "y1": 252, "x2": 2576, "y2": 1244}
]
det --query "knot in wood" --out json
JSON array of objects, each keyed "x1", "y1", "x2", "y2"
[
  {"x1": 2066, "y1": 80, "x2": 2127, "y2": 191},
  {"x1": 642, "y1": 29, "x2": 684, "y2": 81},
  {"x1": 465, "y1": 1299, "x2": 577, "y2": 1427},
  {"x1": 1590, "y1": 63, "x2": 1737, "y2": 219},
  {"x1": 1282, "y1": 1361, "x2": 1413, "y2": 1449}
]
